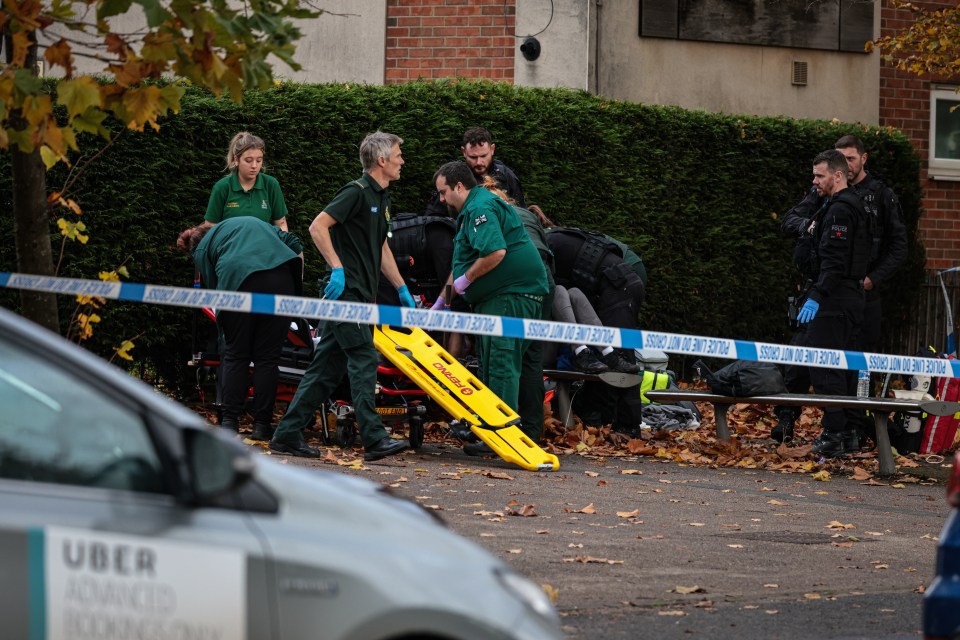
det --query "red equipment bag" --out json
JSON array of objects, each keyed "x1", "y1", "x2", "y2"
[{"x1": 922, "y1": 356, "x2": 960, "y2": 454}]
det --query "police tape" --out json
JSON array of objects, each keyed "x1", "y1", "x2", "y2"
[{"x1": 3, "y1": 271, "x2": 958, "y2": 379}]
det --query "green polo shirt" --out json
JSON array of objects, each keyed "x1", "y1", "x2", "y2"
[
  {"x1": 204, "y1": 172, "x2": 289, "y2": 225},
  {"x1": 193, "y1": 217, "x2": 303, "y2": 293},
  {"x1": 323, "y1": 173, "x2": 390, "y2": 302},
  {"x1": 452, "y1": 187, "x2": 548, "y2": 305}
]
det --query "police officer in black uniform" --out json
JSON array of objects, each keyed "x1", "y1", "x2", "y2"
[
  {"x1": 546, "y1": 226, "x2": 645, "y2": 373},
  {"x1": 424, "y1": 127, "x2": 526, "y2": 216},
  {"x1": 774, "y1": 135, "x2": 907, "y2": 442},
  {"x1": 785, "y1": 149, "x2": 872, "y2": 457}
]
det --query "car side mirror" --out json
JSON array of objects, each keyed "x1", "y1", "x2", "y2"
[{"x1": 185, "y1": 428, "x2": 255, "y2": 502}]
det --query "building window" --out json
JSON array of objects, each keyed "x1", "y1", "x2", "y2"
[
  {"x1": 639, "y1": 0, "x2": 873, "y2": 53},
  {"x1": 929, "y1": 87, "x2": 960, "y2": 181}
]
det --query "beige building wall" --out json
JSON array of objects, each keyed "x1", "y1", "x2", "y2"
[
  {"x1": 514, "y1": 0, "x2": 594, "y2": 91},
  {"x1": 274, "y1": 0, "x2": 386, "y2": 84},
  {"x1": 43, "y1": 0, "x2": 386, "y2": 85},
  {"x1": 515, "y1": 0, "x2": 880, "y2": 124}
]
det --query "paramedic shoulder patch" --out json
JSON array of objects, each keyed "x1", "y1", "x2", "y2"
[
  {"x1": 473, "y1": 214, "x2": 487, "y2": 227},
  {"x1": 830, "y1": 224, "x2": 848, "y2": 240}
]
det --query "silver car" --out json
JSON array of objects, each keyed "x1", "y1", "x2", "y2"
[{"x1": 0, "y1": 306, "x2": 563, "y2": 640}]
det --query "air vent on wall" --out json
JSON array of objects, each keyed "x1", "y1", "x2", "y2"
[{"x1": 792, "y1": 60, "x2": 808, "y2": 86}]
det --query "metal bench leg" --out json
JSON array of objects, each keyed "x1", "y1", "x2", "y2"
[
  {"x1": 556, "y1": 382, "x2": 575, "y2": 427},
  {"x1": 713, "y1": 403, "x2": 732, "y2": 440},
  {"x1": 873, "y1": 412, "x2": 896, "y2": 477}
]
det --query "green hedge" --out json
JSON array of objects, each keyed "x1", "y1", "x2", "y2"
[{"x1": 0, "y1": 80, "x2": 925, "y2": 390}]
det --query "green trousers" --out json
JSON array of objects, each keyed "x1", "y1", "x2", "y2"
[
  {"x1": 474, "y1": 293, "x2": 542, "y2": 438},
  {"x1": 274, "y1": 317, "x2": 386, "y2": 448}
]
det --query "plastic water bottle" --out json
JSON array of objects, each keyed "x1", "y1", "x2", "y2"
[{"x1": 857, "y1": 370, "x2": 871, "y2": 398}]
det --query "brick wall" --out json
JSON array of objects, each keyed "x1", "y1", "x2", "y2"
[
  {"x1": 879, "y1": 0, "x2": 960, "y2": 271},
  {"x1": 384, "y1": 0, "x2": 516, "y2": 84}
]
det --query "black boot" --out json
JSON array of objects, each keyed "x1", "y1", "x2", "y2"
[
  {"x1": 250, "y1": 422, "x2": 273, "y2": 442},
  {"x1": 842, "y1": 430, "x2": 860, "y2": 454},
  {"x1": 811, "y1": 430, "x2": 857, "y2": 457},
  {"x1": 771, "y1": 408, "x2": 797, "y2": 443}
]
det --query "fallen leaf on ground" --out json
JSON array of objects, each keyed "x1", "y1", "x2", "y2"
[
  {"x1": 658, "y1": 610, "x2": 687, "y2": 617},
  {"x1": 617, "y1": 509, "x2": 641, "y2": 518},
  {"x1": 670, "y1": 585, "x2": 705, "y2": 594},
  {"x1": 542, "y1": 584, "x2": 559, "y2": 603},
  {"x1": 827, "y1": 521, "x2": 856, "y2": 530},
  {"x1": 506, "y1": 504, "x2": 538, "y2": 517},
  {"x1": 564, "y1": 556, "x2": 624, "y2": 564},
  {"x1": 812, "y1": 470, "x2": 832, "y2": 482},
  {"x1": 483, "y1": 471, "x2": 515, "y2": 480},
  {"x1": 851, "y1": 467, "x2": 873, "y2": 480},
  {"x1": 566, "y1": 504, "x2": 596, "y2": 514}
]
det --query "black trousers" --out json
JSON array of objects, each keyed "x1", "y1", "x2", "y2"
[
  {"x1": 218, "y1": 266, "x2": 296, "y2": 424},
  {"x1": 783, "y1": 286, "x2": 864, "y2": 433}
]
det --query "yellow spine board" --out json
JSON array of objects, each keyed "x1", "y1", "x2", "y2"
[{"x1": 373, "y1": 325, "x2": 559, "y2": 472}]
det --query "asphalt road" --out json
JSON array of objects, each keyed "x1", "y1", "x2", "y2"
[{"x1": 278, "y1": 438, "x2": 950, "y2": 640}]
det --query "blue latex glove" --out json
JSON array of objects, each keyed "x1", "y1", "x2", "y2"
[
  {"x1": 797, "y1": 298, "x2": 819, "y2": 324},
  {"x1": 397, "y1": 284, "x2": 416, "y2": 308},
  {"x1": 430, "y1": 295, "x2": 447, "y2": 311},
  {"x1": 453, "y1": 274, "x2": 472, "y2": 295},
  {"x1": 324, "y1": 268, "x2": 345, "y2": 300}
]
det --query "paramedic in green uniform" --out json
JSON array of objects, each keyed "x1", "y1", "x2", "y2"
[
  {"x1": 179, "y1": 217, "x2": 303, "y2": 441},
  {"x1": 204, "y1": 131, "x2": 290, "y2": 231},
  {"x1": 434, "y1": 161, "x2": 549, "y2": 456},
  {"x1": 270, "y1": 132, "x2": 416, "y2": 460}
]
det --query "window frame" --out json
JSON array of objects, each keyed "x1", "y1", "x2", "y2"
[{"x1": 928, "y1": 86, "x2": 960, "y2": 181}]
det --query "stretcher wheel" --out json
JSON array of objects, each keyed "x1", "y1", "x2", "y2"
[
  {"x1": 408, "y1": 418, "x2": 424, "y2": 449},
  {"x1": 336, "y1": 419, "x2": 358, "y2": 449},
  {"x1": 317, "y1": 410, "x2": 335, "y2": 446}
]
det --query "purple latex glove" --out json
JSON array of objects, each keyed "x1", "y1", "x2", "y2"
[
  {"x1": 453, "y1": 274, "x2": 472, "y2": 295},
  {"x1": 430, "y1": 295, "x2": 447, "y2": 311}
]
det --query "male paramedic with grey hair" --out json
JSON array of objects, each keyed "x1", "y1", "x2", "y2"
[{"x1": 271, "y1": 131, "x2": 416, "y2": 461}]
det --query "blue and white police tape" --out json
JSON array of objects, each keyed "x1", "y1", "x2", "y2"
[{"x1": 3, "y1": 271, "x2": 958, "y2": 379}]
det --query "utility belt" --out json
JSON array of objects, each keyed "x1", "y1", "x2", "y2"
[{"x1": 786, "y1": 279, "x2": 812, "y2": 331}]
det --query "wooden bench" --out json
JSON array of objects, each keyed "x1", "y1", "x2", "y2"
[{"x1": 644, "y1": 390, "x2": 960, "y2": 476}]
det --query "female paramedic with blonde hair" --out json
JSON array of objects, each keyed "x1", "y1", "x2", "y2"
[{"x1": 203, "y1": 131, "x2": 290, "y2": 231}]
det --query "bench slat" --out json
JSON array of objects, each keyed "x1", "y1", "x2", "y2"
[{"x1": 644, "y1": 390, "x2": 960, "y2": 477}]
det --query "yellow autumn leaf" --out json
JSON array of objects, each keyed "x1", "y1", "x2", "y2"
[
  {"x1": 22, "y1": 94, "x2": 52, "y2": 128},
  {"x1": 40, "y1": 145, "x2": 62, "y2": 170},
  {"x1": 57, "y1": 77, "x2": 102, "y2": 119},
  {"x1": 114, "y1": 340, "x2": 135, "y2": 361},
  {"x1": 541, "y1": 584, "x2": 559, "y2": 604},
  {"x1": 616, "y1": 509, "x2": 641, "y2": 518},
  {"x1": 121, "y1": 85, "x2": 166, "y2": 131},
  {"x1": 811, "y1": 470, "x2": 831, "y2": 481}
]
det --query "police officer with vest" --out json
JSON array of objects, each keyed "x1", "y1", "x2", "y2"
[
  {"x1": 784, "y1": 149, "x2": 872, "y2": 457},
  {"x1": 546, "y1": 226, "x2": 645, "y2": 373},
  {"x1": 775, "y1": 135, "x2": 907, "y2": 443},
  {"x1": 377, "y1": 211, "x2": 457, "y2": 305}
]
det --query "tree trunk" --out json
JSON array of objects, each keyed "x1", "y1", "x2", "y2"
[
  {"x1": 10, "y1": 30, "x2": 60, "y2": 333},
  {"x1": 12, "y1": 146, "x2": 60, "y2": 333}
]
